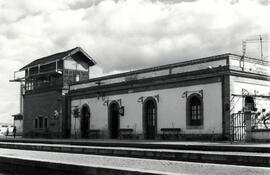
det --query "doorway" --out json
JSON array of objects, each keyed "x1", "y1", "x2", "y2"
[
  {"x1": 80, "y1": 105, "x2": 90, "y2": 138},
  {"x1": 108, "y1": 102, "x2": 120, "y2": 139},
  {"x1": 143, "y1": 98, "x2": 157, "y2": 139}
]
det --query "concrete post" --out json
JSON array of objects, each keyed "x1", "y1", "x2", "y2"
[{"x1": 245, "y1": 111, "x2": 252, "y2": 142}]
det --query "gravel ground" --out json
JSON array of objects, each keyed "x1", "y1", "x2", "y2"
[{"x1": 0, "y1": 148, "x2": 269, "y2": 175}]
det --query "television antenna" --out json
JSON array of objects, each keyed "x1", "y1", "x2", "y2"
[{"x1": 242, "y1": 34, "x2": 269, "y2": 60}]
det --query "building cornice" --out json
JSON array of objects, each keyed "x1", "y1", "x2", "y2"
[
  {"x1": 71, "y1": 53, "x2": 231, "y2": 85},
  {"x1": 69, "y1": 65, "x2": 270, "y2": 100},
  {"x1": 71, "y1": 53, "x2": 270, "y2": 86},
  {"x1": 69, "y1": 66, "x2": 228, "y2": 99}
]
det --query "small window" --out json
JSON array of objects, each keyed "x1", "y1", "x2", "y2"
[
  {"x1": 25, "y1": 83, "x2": 29, "y2": 91},
  {"x1": 244, "y1": 96, "x2": 255, "y2": 111},
  {"x1": 38, "y1": 116, "x2": 43, "y2": 128},
  {"x1": 44, "y1": 118, "x2": 48, "y2": 129},
  {"x1": 34, "y1": 116, "x2": 49, "y2": 129},
  {"x1": 34, "y1": 118, "x2": 38, "y2": 129},
  {"x1": 35, "y1": 116, "x2": 48, "y2": 129},
  {"x1": 187, "y1": 94, "x2": 203, "y2": 127},
  {"x1": 75, "y1": 74, "x2": 80, "y2": 82}
]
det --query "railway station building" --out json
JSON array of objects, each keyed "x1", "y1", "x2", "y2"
[{"x1": 12, "y1": 47, "x2": 270, "y2": 141}]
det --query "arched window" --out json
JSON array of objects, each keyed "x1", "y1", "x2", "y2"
[
  {"x1": 187, "y1": 94, "x2": 203, "y2": 127},
  {"x1": 244, "y1": 96, "x2": 255, "y2": 111}
]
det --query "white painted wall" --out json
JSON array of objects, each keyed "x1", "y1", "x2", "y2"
[
  {"x1": 229, "y1": 58, "x2": 269, "y2": 75},
  {"x1": 230, "y1": 76, "x2": 270, "y2": 141},
  {"x1": 71, "y1": 82, "x2": 223, "y2": 136},
  {"x1": 171, "y1": 60, "x2": 226, "y2": 74},
  {"x1": 14, "y1": 120, "x2": 23, "y2": 134},
  {"x1": 64, "y1": 57, "x2": 88, "y2": 71},
  {"x1": 230, "y1": 76, "x2": 270, "y2": 114},
  {"x1": 252, "y1": 131, "x2": 270, "y2": 140},
  {"x1": 70, "y1": 59, "x2": 227, "y2": 91}
]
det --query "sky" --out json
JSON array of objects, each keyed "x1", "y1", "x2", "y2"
[{"x1": 0, "y1": 0, "x2": 269, "y2": 123}]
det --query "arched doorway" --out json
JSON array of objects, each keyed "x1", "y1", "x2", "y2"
[
  {"x1": 80, "y1": 105, "x2": 90, "y2": 138},
  {"x1": 108, "y1": 102, "x2": 120, "y2": 139},
  {"x1": 143, "y1": 97, "x2": 157, "y2": 139}
]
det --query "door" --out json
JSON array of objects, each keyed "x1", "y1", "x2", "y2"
[
  {"x1": 143, "y1": 98, "x2": 157, "y2": 139},
  {"x1": 80, "y1": 106, "x2": 90, "y2": 138},
  {"x1": 231, "y1": 113, "x2": 246, "y2": 141},
  {"x1": 108, "y1": 102, "x2": 120, "y2": 139}
]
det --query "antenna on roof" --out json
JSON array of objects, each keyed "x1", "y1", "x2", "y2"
[
  {"x1": 242, "y1": 34, "x2": 269, "y2": 60},
  {"x1": 240, "y1": 34, "x2": 269, "y2": 71}
]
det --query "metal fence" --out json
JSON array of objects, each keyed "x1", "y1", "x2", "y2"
[
  {"x1": 231, "y1": 113, "x2": 246, "y2": 141},
  {"x1": 231, "y1": 112, "x2": 270, "y2": 142}
]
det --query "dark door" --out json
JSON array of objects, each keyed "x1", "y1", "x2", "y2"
[
  {"x1": 109, "y1": 103, "x2": 120, "y2": 139},
  {"x1": 81, "y1": 106, "x2": 90, "y2": 138},
  {"x1": 144, "y1": 99, "x2": 157, "y2": 139}
]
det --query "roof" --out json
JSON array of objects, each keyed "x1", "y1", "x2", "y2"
[
  {"x1": 71, "y1": 53, "x2": 270, "y2": 86},
  {"x1": 12, "y1": 113, "x2": 23, "y2": 120},
  {"x1": 72, "y1": 53, "x2": 234, "y2": 85},
  {"x1": 12, "y1": 113, "x2": 23, "y2": 117},
  {"x1": 20, "y1": 47, "x2": 96, "y2": 71}
]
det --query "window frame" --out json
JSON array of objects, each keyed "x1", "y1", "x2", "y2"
[
  {"x1": 34, "y1": 118, "x2": 38, "y2": 129},
  {"x1": 38, "y1": 116, "x2": 43, "y2": 129},
  {"x1": 186, "y1": 93, "x2": 204, "y2": 129},
  {"x1": 34, "y1": 116, "x2": 48, "y2": 129},
  {"x1": 244, "y1": 96, "x2": 256, "y2": 111},
  {"x1": 44, "y1": 117, "x2": 48, "y2": 129}
]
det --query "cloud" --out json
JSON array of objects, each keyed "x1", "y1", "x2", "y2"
[
  {"x1": 80, "y1": 0, "x2": 269, "y2": 71},
  {"x1": 0, "y1": 0, "x2": 269, "y2": 123}
]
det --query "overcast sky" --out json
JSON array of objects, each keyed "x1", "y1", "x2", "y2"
[{"x1": 0, "y1": 0, "x2": 269, "y2": 123}]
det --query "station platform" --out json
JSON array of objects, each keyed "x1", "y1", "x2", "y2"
[
  {"x1": 1, "y1": 138, "x2": 270, "y2": 152},
  {"x1": 0, "y1": 138, "x2": 269, "y2": 168},
  {"x1": 0, "y1": 147, "x2": 269, "y2": 175}
]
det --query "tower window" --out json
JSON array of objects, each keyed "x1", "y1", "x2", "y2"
[
  {"x1": 75, "y1": 74, "x2": 80, "y2": 82},
  {"x1": 34, "y1": 116, "x2": 48, "y2": 129}
]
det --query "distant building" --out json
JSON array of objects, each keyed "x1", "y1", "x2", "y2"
[
  {"x1": 0, "y1": 123, "x2": 14, "y2": 136},
  {"x1": 12, "y1": 48, "x2": 270, "y2": 141},
  {"x1": 12, "y1": 113, "x2": 23, "y2": 135}
]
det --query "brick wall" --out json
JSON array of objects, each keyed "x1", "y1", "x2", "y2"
[{"x1": 23, "y1": 91, "x2": 64, "y2": 138}]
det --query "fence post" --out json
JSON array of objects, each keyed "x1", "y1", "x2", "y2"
[
  {"x1": 230, "y1": 114, "x2": 234, "y2": 143},
  {"x1": 245, "y1": 111, "x2": 252, "y2": 142}
]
